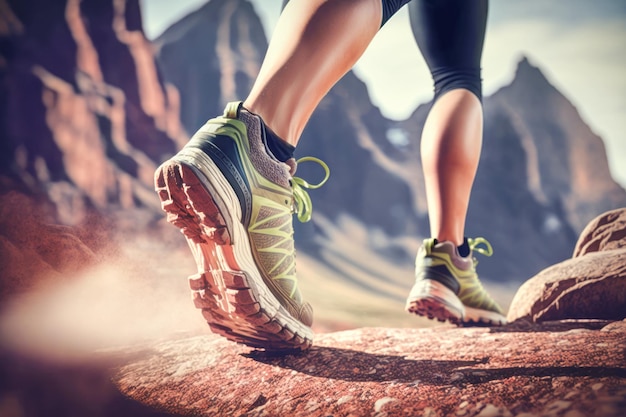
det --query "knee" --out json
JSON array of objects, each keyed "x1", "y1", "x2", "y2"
[{"x1": 431, "y1": 67, "x2": 482, "y2": 103}]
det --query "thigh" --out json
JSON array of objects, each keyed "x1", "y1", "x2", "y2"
[{"x1": 408, "y1": 0, "x2": 488, "y2": 71}]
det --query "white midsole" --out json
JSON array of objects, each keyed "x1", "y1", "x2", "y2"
[
  {"x1": 464, "y1": 306, "x2": 507, "y2": 324},
  {"x1": 408, "y1": 279, "x2": 464, "y2": 319}
]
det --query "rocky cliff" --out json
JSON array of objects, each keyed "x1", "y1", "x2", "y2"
[
  {"x1": 154, "y1": 0, "x2": 266, "y2": 136},
  {"x1": 0, "y1": 0, "x2": 187, "y2": 297},
  {"x1": 0, "y1": 0, "x2": 184, "y2": 224}
]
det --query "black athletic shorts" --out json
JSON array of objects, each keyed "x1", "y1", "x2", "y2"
[{"x1": 385, "y1": 0, "x2": 488, "y2": 101}]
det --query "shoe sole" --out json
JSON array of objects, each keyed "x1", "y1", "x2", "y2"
[
  {"x1": 406, "y1": 279, "x2": 506, "y2": 327},
  {"x1": 462, "y1": 306, "x2": 507, "y2": 327},
  {"x1": 154, "y1": 154, "x2": 313, "y2": 351},
  {"x1": 406, "y1": 280, "x2": 463, "y2": 325}
]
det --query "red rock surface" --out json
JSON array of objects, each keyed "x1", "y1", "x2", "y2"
[{"x1": 113, "y1": 321, "x2": 626, "y2": 417}]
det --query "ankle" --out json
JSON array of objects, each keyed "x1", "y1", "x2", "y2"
[{"x1": 242, "y1": 104, "x2": 295, "y2": 162}]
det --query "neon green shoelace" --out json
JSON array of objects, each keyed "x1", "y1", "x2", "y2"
[
  {"x1": 468, "y1": 237, "x2": 493, "y2": 266},
  {"x1": 291, "y1": 157, "x2": 330, "y2": 223}
]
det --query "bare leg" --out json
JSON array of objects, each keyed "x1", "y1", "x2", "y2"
[
  {"x1": 406, "y1": 0, "x2": 504, "y2": 326},
  {"x1": 421, "y1": 89, "x2": 483, "y2": 246},
  {"x1": 243, "y1": 0, "x2": 382, "y2": 146},
  {"x1": 410, "y1": 87, "x2": 506, "y2": 325}
]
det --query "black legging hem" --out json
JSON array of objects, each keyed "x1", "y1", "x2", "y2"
[{"x1": 381, "y1": 0, "x2": 488, "y2": 102}]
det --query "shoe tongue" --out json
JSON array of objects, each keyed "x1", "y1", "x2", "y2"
[
  {"x1": 434, "y1": 240, "x2": 474, "y2": 269},
  {"x1": 285, "y1": 158, "x2": 297, "y2": 176}
]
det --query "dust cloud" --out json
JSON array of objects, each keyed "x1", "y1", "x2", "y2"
[{"x1": 0, "y1": 231, "x2": 207, "y2": 362}]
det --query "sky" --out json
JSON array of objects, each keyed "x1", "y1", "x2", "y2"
[{"x1": 140, "y1": 0, "x2": 626, "y2": 188}]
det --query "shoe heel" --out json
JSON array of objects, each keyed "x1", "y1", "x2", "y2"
[{"x1": 155, "y1": 161, "x2": 231, "y2": 245}]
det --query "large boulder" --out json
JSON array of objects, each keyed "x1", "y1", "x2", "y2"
[
  {"x1": 508, "y1": 209, "x2": 626, "y2": 322},
  {"x1": 507, "y1": 250, "x2": 626, "y2": 322}
]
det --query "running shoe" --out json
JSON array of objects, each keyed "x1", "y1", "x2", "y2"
[
  {"x1": 154, "y1": 102, "x2": 329, "y2": 351},
  {"x1": 406, "y1": 237, "x2": 507, "y2": 326}
]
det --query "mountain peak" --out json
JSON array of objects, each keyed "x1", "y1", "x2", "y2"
[
  {"x1": 516, "y1": 55, "x2": 536, "y2": 71},
  {"x1": 155, "y1": 0, "x2": 258, "y2": 47},
  {"x1": 513, "y1": 55, "x2": 554, "y2": 88},
  {"x1": 509, "y1": 55, "x2": 556, "y2": 93}
]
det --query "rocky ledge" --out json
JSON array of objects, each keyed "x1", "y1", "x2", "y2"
[
  {"x1": 113, "y1": 320, "x2": 626, "y2": 417},
  {"x1": 110, "y1": 209, "x2": 626, "y2": 417}
]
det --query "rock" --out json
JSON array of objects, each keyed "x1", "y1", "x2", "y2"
[
  {"x1": 109, "y1": 324, "x2": 626, "y2": 417},
  {"x1": 475, "y1": 404, "x2": 512, "y2": 417},
  {"x1": 602, "y1": 319, "x2": 626, "y2": 333},
  {"x1": 507, "y1": 250, "x2": 626, "y2": 322},
  {"x1": 508, "y1": 208, "x2": 626, "y2": 323},
  {"x1": 574, "y1": 208, "x2": 626, "y2": 257},
  {"x1": 374, "y1": 397, "x2": 398, "y2": 413}
]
